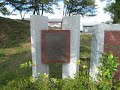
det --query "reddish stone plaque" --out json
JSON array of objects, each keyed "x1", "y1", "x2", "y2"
[
  {"x1": 104, "y1": 31, "x2": 120, "y2": 79},
  {"x1": 42, "y1": 30, "x2": 70, "y2": 64}
]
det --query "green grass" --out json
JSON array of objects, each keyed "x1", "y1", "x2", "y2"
[
  {"x1": 80, "y1": 33, "x2": 92, "y2": 58},
  {"x1": 0, "y1": 17, "x2": 31, "y2": 85},
  {"x1": 0, "y1": 17, "x2": 92, "y2": 87},
  {"x1": 80, "y1": 33, "x2": 92, "y2": 72},
  {"x1": 1, "y1": 19, "x2": 120, "y2": 90},
  {"x1": 49, "y1": 63, "x2": 62, "y2": 79},
  {"x1": 0, "y1": 17, "x2": 30, "y2": 48}
]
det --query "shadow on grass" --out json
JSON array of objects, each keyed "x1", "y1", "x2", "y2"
[
  {"x1": 0, "y1": 50, "x2": 32, "y2": 85},
  {"x1": 0, "y1": 17, "x2": 30, "y2": 48},
  {"x1": 49, "y1": 63, "x2": 62, "y2": 79}
]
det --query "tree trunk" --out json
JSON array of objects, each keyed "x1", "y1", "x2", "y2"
[
  {"x1": 20, "y1": 11, "x2": 24, "y2": 20},
  {"x1": 41, "y1": 3, "x2": 44, "y2": 16},
  {"x1": 37, "y1": 8, "x2": 40, "y2": 15},
  {"x1": 35, "y1": 0, "x2": 40, "y2": 15},
  {"x1": 33, "y1": 9, "x2": 35, "y2": 15},
  {"x1": 20, "y1": 11, "x2": 23, "y2": 20}
]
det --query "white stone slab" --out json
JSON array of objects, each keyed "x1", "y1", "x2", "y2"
[
  {"x1": 62, "y1": 15, "x2": 81, "y2": 78},
  {"x1": 30, "y1": 15, "x2": 49, "y2": 77}
]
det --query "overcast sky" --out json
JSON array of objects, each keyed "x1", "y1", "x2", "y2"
[{"x1": 1, "y1": 0, "x2": 111, "y2": 23}]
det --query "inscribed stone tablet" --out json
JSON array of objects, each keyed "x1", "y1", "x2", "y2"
[
  {"x1": 42, "y1": 30, "x2": 70, "y2": 63},
  {"x1": 104, "y1": 31, "x2": 120, "y2": 79}
]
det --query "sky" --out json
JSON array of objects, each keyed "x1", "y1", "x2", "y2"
[
  {"x1": 94, "y1": 0, "x2": 111, "y2": 22},
  {"x1": 1, "y1": 0, "x2": 111, "y2": 23}
]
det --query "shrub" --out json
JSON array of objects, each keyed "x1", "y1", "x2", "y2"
[
  {"x1": 1, "y1": 53, "x2": 120, "y2": 90},
  {"x1": 97, "y1": 53, "x2": 120, "y2": 90}
]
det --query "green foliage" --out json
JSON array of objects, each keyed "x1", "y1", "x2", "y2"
[
  {"x1": 0, "y1": 59, "x2": 90, "y2": 90},
  {"x1": 1, "y1": 0, "x2": 58, "y2": 18},
  {"x1": 97, "y1": 53, "x2": 120, "y2": 90},
  {"x1": 20, "y1": 61, "x2": 35, "y2": 69},
  {"x1": 64, "y1": 0, "x2": 96, "y2": 16},
  {"x1": 0, "y1": 1, "x2": 10, "y2": 15},
  {"x1": 6, "y1": 0, "x2": 32, "y2": 20},
  {"x1": 80, "y1": 34, "x2": 91, "y2": 58},
  {"x1": 1, "y1": 52, "x2": 120, "y2": 89},
  {"x1": 105, "y1": 0, "x2": 120, "y2": 23}
]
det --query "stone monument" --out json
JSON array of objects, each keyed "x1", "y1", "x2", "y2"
[{"x1": 30, "y1": 15, "x2": 82, "y2": 78}]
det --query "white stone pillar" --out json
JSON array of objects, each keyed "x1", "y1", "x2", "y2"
[
  {"x1": 90, "y1": 24, "x2": 120, "y2": 80},
  {"x1": 90, "y1": 24, "x2": 104, "y2": 80},
  {"x1": 62, "y1": 15, "x2": 81, "y2": 78},
  {"x1": 30, "y1": 15, "x2": 49, "y2": 78}
]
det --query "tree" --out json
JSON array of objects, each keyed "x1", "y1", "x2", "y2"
[
  {"x1": 0, "y1": 0, "x2": 10, "y2": 15},
  {"x1": 0, "y1": 0, "x2": 30, "y2": 19},
  {"x1": 28, "y1": 0, "x2": 56, "y2": 15},
  {"x1": 105, "y1": 0, "x2": 120, "y2": 23},
  {"x1": 5, "y1": 0, "x2": 31, "y2": 20},
  {"x1": 63, "y1": 0, "x2": 96, "y2": 16},
  {"x1": 1, "y1": 0, "x2": 58, "y2": 19}
]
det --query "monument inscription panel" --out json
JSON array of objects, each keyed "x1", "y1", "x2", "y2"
[
  {"x1": 42, "y1": 30, "x2": 70, "y2": 63},
  {"x1": 104, "y1": 31, "x2": 120, "y2": 79}
]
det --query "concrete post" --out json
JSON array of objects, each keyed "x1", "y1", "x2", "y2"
[
  {"x1": 62, "y1": 15, "x2": 81, "y2": 78},
  {"x1": 90, "y1": 24, "x2": 104, "y2": 80},
  {"x1": 90, "y1": 24, "x2": 120, "y2": 80},
  {"x1": 30, "y1": 15, "x2": 49, "y2": 77}
]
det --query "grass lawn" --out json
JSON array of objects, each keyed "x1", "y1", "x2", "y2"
[
  {"x1": 0, "y1": 17, "x2": 31, "y2": 85},
  {"x1": 0, "y1": 17, "x2": 91, "y2": 86}
]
